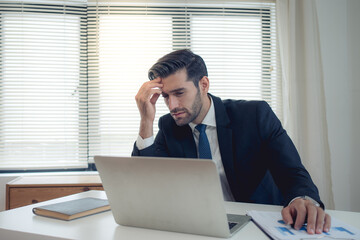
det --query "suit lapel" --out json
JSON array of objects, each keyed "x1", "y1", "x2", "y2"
[
  {"x1": 174, "y1": 124, "x2": 198, "y2": 158},
  {"x1": 211, "y1": 94, "x2": 237, "y2": 192},
  {"x1": 182, "y1": 137, "x2": 198, "y2": 158}
]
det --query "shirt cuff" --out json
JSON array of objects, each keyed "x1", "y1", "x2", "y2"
[
  {"x1": 288, "y1": 196, "x2": 320, "y2": 207},
  {"x1": 136, "y1": 135, "x2": 154, "y2": 150}
]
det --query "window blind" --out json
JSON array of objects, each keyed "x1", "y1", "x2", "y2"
[
  {"x1": 87, "y1": 0, "x2": 281, "y2": 161},
  {"x1": 0, "y1": 0, "x2": 280, "y2": 170},
  {"x1": 0, "y1": 0, "x2": 88, "y2": 170}
]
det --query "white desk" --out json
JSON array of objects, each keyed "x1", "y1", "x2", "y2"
[{"x1": 0, "y1": 190, "x2": 359, "y2": 240}]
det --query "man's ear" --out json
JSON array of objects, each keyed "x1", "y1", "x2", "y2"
[{"x1": 198, "y1": 76, "x2": 210, "y2": 93}]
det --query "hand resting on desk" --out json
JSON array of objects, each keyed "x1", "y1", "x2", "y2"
[{"x1": 282, "y1": 197, "x2": 331, "y2": 235}]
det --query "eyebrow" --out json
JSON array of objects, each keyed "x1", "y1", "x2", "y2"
[
  {"x1": 161, "y1": 87, "x2": 186, "y2": 97},
  {"x1": 169, "y1": 88, "x2": 186, "y2": 94}
]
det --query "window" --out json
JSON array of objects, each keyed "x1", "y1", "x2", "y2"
[
  {"x1": 0, "y1": 0, "x2": 280, "y2": 170},
  {"x1": 0, "y1": 0, "x2": 88, "y2": 170}
]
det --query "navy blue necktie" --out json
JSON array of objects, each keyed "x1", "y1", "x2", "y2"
[{"x1": 195, "y1": 124, "x2": 212, "y2": 159}]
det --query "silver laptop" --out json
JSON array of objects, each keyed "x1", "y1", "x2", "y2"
[{"x1": 94, "y1": 156, "x2": 251, "y2": 238}]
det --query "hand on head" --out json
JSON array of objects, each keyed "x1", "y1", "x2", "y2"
[{"x1": 135, "y1": 77, "x2": 163, "y2": 138}]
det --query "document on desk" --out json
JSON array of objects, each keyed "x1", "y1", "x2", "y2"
[{"x1": 247, "y1": 210, "x2": 360, "y2": 240}]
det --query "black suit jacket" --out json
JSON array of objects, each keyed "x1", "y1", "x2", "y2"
[{"x1": 132, "y1": 94, "x2": 323, "y2": 208}]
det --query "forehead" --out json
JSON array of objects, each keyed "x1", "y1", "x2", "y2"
[{"x1": 161, "y1": 69, "x2": 195, "y2": 93}]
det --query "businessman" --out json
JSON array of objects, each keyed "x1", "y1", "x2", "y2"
[{"x1": 132, "y1": 49, "x2": 331, "y2": 234}]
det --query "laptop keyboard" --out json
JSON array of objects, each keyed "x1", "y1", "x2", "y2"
[{"x1": 228, "y1": 222, "x2": 237, "y2": 230}]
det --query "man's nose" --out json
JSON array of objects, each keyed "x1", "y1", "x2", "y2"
[{"x1": 168, "y1": 96, "x2": 179, "y2": 110}]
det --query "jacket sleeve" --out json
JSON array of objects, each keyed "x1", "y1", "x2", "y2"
[
  {"x1": 256, "y1": 101, "x2": 324, "y2": 209},
  {"x1": 131, "y1": 117, "x2": 170, "y2": 157}
]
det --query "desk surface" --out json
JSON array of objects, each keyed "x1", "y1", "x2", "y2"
[
  {"x1": 0, "y1": 190, "x2": 359, "y2": 240},
  {"x1": 7, "y1": 175, "x2": 102, "y2": 186}
]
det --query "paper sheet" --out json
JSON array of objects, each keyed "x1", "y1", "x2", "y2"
[{"x1": 247, "y1": 210, "x2": 360, "y2": 240}]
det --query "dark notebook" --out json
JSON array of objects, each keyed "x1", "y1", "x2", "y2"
[{"x1": 32, "y1": 197, "x2": 110, "y2": 221}]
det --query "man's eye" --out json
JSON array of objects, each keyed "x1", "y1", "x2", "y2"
[{"x1": 175, "y1": 92, "x2": 183, "y2": 96}]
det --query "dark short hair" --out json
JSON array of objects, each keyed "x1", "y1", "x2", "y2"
[{"x1": 148, "y1": 49, "x2": 208, "y2": 88}]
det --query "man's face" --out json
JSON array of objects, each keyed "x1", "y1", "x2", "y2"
[{"x1": 160, "y1": 69, "x2": 204, "y2": 126}]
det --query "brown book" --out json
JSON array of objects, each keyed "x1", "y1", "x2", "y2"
[{"x1": 32, "y1": 197, "x2": 110, "y2": 221}]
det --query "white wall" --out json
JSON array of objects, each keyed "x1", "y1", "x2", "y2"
[
  {"x1": 347, "y1": 0, "x2": 360, "y2": 213},
  {"x1": 316, "y1": 0, "x2": 360, "y2": 211}
]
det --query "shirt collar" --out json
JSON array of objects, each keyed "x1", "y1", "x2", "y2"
[{"x1": 189, "y1": 95, "x2": 216, "y2": 132}]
